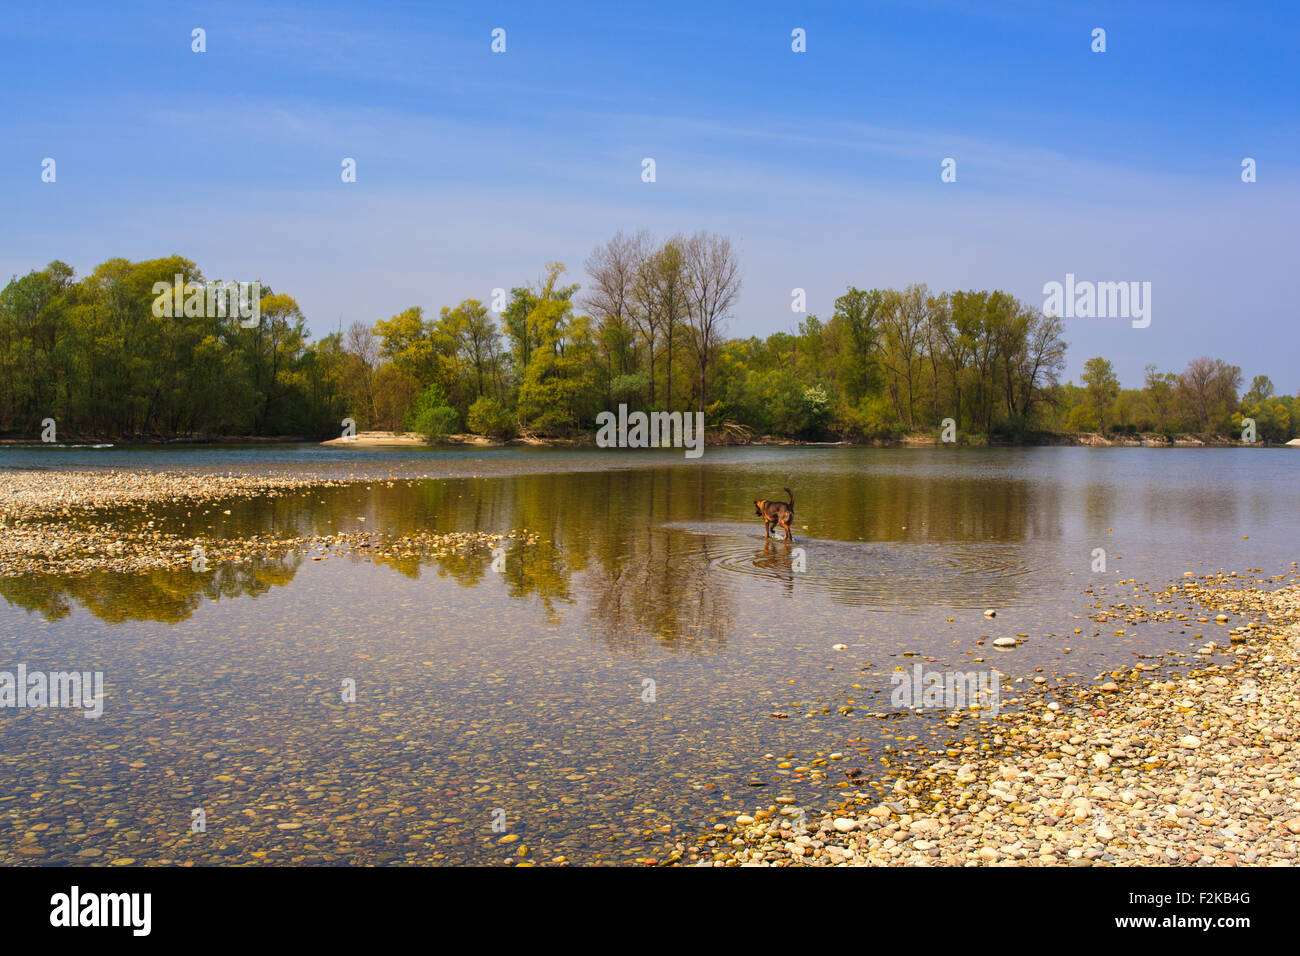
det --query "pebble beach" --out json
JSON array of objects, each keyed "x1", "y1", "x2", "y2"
[
  {"x1": 682, "y1": 577, "x2": 1300, "y2": 866},
  {"x1": 0, "y1": 469, "x2": 539, "y2": 576}
]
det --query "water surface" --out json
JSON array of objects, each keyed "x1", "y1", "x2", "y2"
[{"x1": 2, "y1": 446, "x2": 1295, "y2": 864}]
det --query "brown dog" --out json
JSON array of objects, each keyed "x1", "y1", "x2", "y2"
[{"x1": 754, "y1": 487, "x2": 795, "y2": 540}]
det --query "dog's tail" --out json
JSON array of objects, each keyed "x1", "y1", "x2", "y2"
[{"x1": 784, "y1": 487, "x2": 794, "y2": 510}]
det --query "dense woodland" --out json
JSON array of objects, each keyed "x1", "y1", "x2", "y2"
[{"x1": 1, "y1": 236, "x2": 1295, "y2": 443}]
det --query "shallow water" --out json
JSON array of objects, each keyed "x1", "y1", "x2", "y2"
[{"x1": 1, "y1": 446, "x2": 1296, "y2": 864}]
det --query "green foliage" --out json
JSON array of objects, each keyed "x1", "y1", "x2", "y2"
[
  {"x1": 1243, "y1": 374, "x2": 1275, "y2": 406},
  {"x1": 1080, "y1": 357, "x2": 1120, "y2": 431},
  {"x1": 407, "y1": 383, "x2": 461, "y2": 440},
  {"x1": 2, "y1": 246, "x2": 1277, "y2": 447},
  {"x1": 467, "y1": 396, "x2": 515, "y2": 438},
  {"x1": 830, "y1": 287, "x2": 884, "y2": 403},
  {"x1": 511, "y1": 271, "x2": 600, "y2": 435},
  {"x1": 0, "y1": 257, "x2": 345, "y2": 438},
  {"x1": 836, "y1": 394, "x2": 900, "y2": 440},
  {"x1": 1066, "y1": 403, "x2": 1100, "y2": 432},
  {"x1": 1239, "y1": 396, "x2": 1297, "y2": 443},
  {"x1": 516, "y1": 346, "x2": 594, "y2": 434},
  {"x1": 992, "y1": 414, "x2": 1036, "y2": 441},
  {"x1": 610, "y1": 370, "x2": 650, "y2": 407},
  {"x1": 800, "y1": 385, "x2": 832, "y2": 439}
]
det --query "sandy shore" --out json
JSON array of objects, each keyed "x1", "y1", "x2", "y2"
[
  {"x1": 321, "y1": 430, "x2": 427, "y2": 447},
  {"x1": 677, "y1": 573, "x2": 1300, "y2": 866},
  {"x1": 320, "y1": 430, "x2": 562, "y2": 447}
]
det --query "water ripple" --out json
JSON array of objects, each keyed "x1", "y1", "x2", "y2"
[{"x1": 659, "y1": 522, "x2": 1043, "y2": 610}]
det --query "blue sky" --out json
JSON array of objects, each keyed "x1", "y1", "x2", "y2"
[{"x1": 2, "y1": 1, "x2": 1297, "y2": 390}]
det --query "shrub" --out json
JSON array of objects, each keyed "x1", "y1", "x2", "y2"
[
  {"x1": 467, "y1": 396, "x2": 515, "y2": 438},
  {"x1": 835, "y1": 395, "x2": 899, "y2": 441},
  {"x1": 992, "y1": 414, "x2": 1031, "y2": 441},
  {"x1": 407, "y1": 384, "x2": 461, "y2": 441},
  {"x1": 610, "y1": 370, "x2": 651, "y2": 407},
  {"x1": 800, "y1": 385, "x2": 831, "y2": 438},
  {"x1": 1066, "y1": 404, "x2": 1099, "y2": 432}
]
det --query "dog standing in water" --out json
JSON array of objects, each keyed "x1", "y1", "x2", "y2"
[{"x1": 754, "y1": 488, "x2": 795, "y2": 541}]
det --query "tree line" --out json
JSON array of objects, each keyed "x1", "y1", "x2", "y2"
[{"x1": 1, "y1": 239, "x2": 1294, "y2": 443}]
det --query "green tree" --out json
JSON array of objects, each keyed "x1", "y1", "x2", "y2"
[
  {"x1": 1080, "y1": 357, "x2": 1120, "y2": 432},
  {"x1": 1243, "y1": 374, "x2": 1274, "y2": 405},
  {"x1": 467, "y1": 396, "x2": 515, "y2": 438},
  {"x1": 407, "y1": 382, "x2": 460, "y2": 440}
]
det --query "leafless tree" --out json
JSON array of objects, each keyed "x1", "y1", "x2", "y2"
[
  {"x1": 583, "y1": 231, "x2": 651, "y2": 398},
  {"x1": 628, "y1": 235, "x2": 688, "y2": 409},
  {"x1": 1178, "y1": 356, "x2": 1241, "y2": 432},
  {"x1": 1013, "y1": 307, "x2": 1066, "y2": 418},
  {"x1": 682, "y1": 231, "x2": 742, "y2": 410}
]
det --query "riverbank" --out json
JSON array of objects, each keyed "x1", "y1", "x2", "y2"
[
  {"x1": 319, "y1": 430, "x2": 569, "y2": 448},
  {"x1": 7, "y1": 429, "x2": 1291, "y2": 450},
  {"x1": 676, "y1": 573, "x2": 1300, "y2": 866},
  {"x1": 341, "y1": 429, "x2": 1288, "y2": 449},
  {"x1": 322, "y1": 427, "x2": 1292, "y2": 449},
  {"x1": 0, "y1": 435, "x2": 314, "y2": 446}
]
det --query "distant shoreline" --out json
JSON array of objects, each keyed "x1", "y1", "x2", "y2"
[{"x1": 3, "y1": 430, "x2": 1297, "y2": 449}]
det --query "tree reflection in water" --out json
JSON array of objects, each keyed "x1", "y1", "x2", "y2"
[
  {"x1": 0, "y1": 555, "x2": 304, "y2": 625},
  {"x1": 1, "y1": 456, "x2": 1053, "y2": 648}
]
